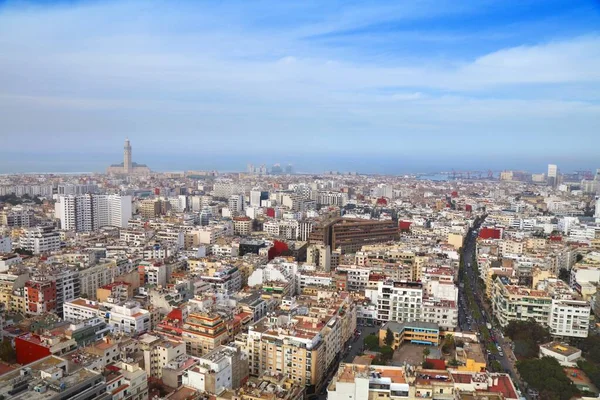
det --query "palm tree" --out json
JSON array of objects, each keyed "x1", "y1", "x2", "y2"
[{"x1": 423, "y1": 348, "x2": 431, "y2": 358}]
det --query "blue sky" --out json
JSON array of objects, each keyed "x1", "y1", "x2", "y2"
[{"x1": 0, "y1": 0, "x2": 599, "y2": 173}]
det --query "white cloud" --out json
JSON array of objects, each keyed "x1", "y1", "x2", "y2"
[{"x1": 0, "y1": 0, "x2": 598, "y2": 157}]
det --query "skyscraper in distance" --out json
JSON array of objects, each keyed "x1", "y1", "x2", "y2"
[
  {"x1": 124, "y1": 138, "x2": 132, "y2": 174},
  {"x1": 547, "y1": 164, "x2": 558, "y2": 187}
]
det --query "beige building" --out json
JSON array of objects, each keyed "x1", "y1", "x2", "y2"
[
  {"x1": 0, "y1": 271, "x2": 29, "y2": 314},
  {"x1": 238, "y1": 290, "x2": 356, "y2": 391},
  {"x1": 447, "y1": 233, "x2": 464, "y2": 250},
  {"x1": 139, "y1": 333, "x2": 186, "y2": 379},
  {"x1": 233, "y1": 216, "x2": 252, "y2": 236}
]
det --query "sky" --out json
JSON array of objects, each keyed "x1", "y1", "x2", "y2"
[{"x1": 0, "y1": 0, "x2": 599, "y2": 173}]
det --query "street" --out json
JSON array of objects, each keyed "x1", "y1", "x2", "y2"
[
  {"x1": 315, "y1": 324, "x2": 380, "y2": 400},
  {"x1": 458, "y1": 217, "x2": 524, "y2": 395}
]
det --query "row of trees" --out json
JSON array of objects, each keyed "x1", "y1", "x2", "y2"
[{"x1": 0, "y1": 193, "x2": 43, "y2": 205}]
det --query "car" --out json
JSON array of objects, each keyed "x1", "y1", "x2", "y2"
[{"x1": 499, "y1": 351, "x2": 503, "y2": 357}]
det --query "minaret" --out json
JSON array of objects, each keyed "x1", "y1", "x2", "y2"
[{"x1": 124, "y1": 138, "x2": 132, "y2": 174}]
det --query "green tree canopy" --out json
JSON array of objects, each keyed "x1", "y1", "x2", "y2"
[
  {"x1": 364, "y1": 334, "x2": 379, "y2": 351},
  {"x1": 0, "y1": 340, "x2": 16, "y2": 363},
  {"x1": 380, "y1": 346, "x2": 394, "y2": 361},
  {"x1": 385, "y1": 328, "x2": 395, "y2": 347},
  {"x1": 517, "y1": 357, "x2": 579, "y2": 400},
  {"x1": 504, "y1": 319, "x2": 551, "y2": 344}
]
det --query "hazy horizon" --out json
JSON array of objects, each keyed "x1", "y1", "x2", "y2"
[{"x1": 0, "y1": 148, "x2": 596, "y2": 175}]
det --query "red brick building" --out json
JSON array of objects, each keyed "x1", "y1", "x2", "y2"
[{"x1": 25, "y1": 280, "x2": 57, "y2": 315}]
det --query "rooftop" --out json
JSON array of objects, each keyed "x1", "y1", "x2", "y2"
[{"x1": 540, "y1": 341, "x2": 581, "y2": 357}]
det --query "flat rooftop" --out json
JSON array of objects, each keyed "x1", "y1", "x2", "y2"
[{"x1": 540, "y1": 341, "x2": 581, "y2": 357}]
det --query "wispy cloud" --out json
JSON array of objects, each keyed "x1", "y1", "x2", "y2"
[{"x1": 0, "y1": 0, "x2": 599, "y2": 164}]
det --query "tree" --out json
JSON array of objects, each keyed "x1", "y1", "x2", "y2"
[
  {"x1": 385, "y1": 328, "x2": 395, "y2": 347},
  {"x1": 441, "y1": 335, "x2": 455, "y2": 354},
  {"x1": 13, "y1": 248, "x2": 33, "y2": 256},
  {"x1": 423, "y1": 348, "x2": 431, "y2": 357},
  {"x1": 380, "y1": 346, "x2": 394, "y2": 361},
  {"x1": 422, "y1": 360, "x2": 434, "y2": 369},
  {"x1": 364, "y1": 335, "x2": 380, "y2": 351},
  {"x1": 0, "y1": 340, "x2": 16, "y2": 363},
  {"x1": 504, "y1": 319, "x2": 551, "y2": 351},
  {"x1": 558, "y1": 268, "x2": 570, "y2": 283},
  {"x1": 517, "y1": 357, "x2": 579, "y2": 400}
]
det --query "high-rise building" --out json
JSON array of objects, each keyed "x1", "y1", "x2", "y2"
[
  {"x1": 228, "y1": 194, "x2": 244, "y2": 215},
  {"x1": 124, "y1": 138, "x2": 132, "y2": 174},
  {"x1": 250, "y1": 189, "x2": 268, "y2": 207},
  {"x1": 595, "y1": 197, "x2": 600, "y2": 220},
  {"x1": 55, "y1": 194, "x2": 132, "y2": 231},
  {"x1": 548, "y1": 164, "x2": 558, "y2": 187}
]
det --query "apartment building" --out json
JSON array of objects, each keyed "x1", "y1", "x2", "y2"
[
  {"x1": 25, "y1": 279, "x2": 57, "y2": 315},
  {"x1": 182, "y1": 345, "x2": 249, "y2": 394},
  {"x1": 55, "y1": 194, "x2": 132, "y2": 231},
  {"x1": 157, "y1": 311, "x2": 230, "y2": 356},
  {"x1": 19, "y1": 226, "x2": 61, "y2": 254},
  {"x1": 243, "y1": 317, "x2": 326, "y2": 389},
  {"x1": 201, "y1": 266, "x2": 242, "y2": 294},
  {"x1": 0, "y1": 356, "x2": 109, "y2": 400},
  {"x1": 239, "y1": 292, "x2": 356, "y2": 391},
  {"x1": 310, "y1": 217, "x2": 399, "y2": 254},
  {"x1": 79, "y1": 260, "x2": 122, "y2": 299},
  {"x1": 140, "y1": 334, "x2": 187, "y2": 379},
  {"x1": 374, "y1": 281, "x2": 424, "y2": 323},
  {"x1": 64, "y1": 298, "x2": 151, "y2": 335},
  {"x1": 549, "y1": 299, "x2": 590, "y2": 338},
  {"x1": 0, "y1": 207, "x2": 35, "y2": 227},
  {"x1": 327, "y1": 364, "x2": 410, "y2": 400},
  {"x1": 233, "y1": 216, "x2": 252, "y2": 236},
  {"x1": 106, "y1": 361, "x2": 148, "y2": 400},
  {"x1": 0, "y1": 271, "x2": 29, "y2": 313},
  {"x1": 492, "y1": 277, "x2": 590, "y2": 338},
  {"x1": 336, "y1": 265, "x2": 370, "y2": 291}
]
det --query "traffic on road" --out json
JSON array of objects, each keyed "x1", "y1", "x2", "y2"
[{"x1": 458, "y1": 217, "x2": 525, "y2": 397}]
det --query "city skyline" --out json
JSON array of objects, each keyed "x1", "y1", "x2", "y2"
[{"x1": 0, "y1": 0, "x2": 599, "y2": 173}]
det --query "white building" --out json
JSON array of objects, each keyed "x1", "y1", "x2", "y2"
[
  {"x1": 297, "y1": 272, "x2": 333, "y2": 292},
  {"x1": 55, "y1": 194, "x2": 132, "y2": 231},
  {"x1": 549, "y1": 299, "x2": 590, "y2": 338},
  {"x1": 54, "y1": 269, "x2": 80, "y2": 317},
  {"x1": 201, "y1": 266, "x2": 242, "y2": 294},
  {"x1": 19, "y1": 226, "x2": 61, "y2": 254},
  {"x1": 64, "y1": 298, "x2": 151, "y2": 335},
  {"x1": 228, "y1": 194, "x2": 244, "y2": 215},
  {"x1": 247, "y1": 261, "x2": 297, "y2": 288},
  {"x1": 337, "y1": 265, "x2": 370, "y2": 292},
  {"x1": 182, "y1": 345, "x2": 240, "y2": 394},
  {"x1": 539, "y1": 342, "x2": 582, "y2": 366}
]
